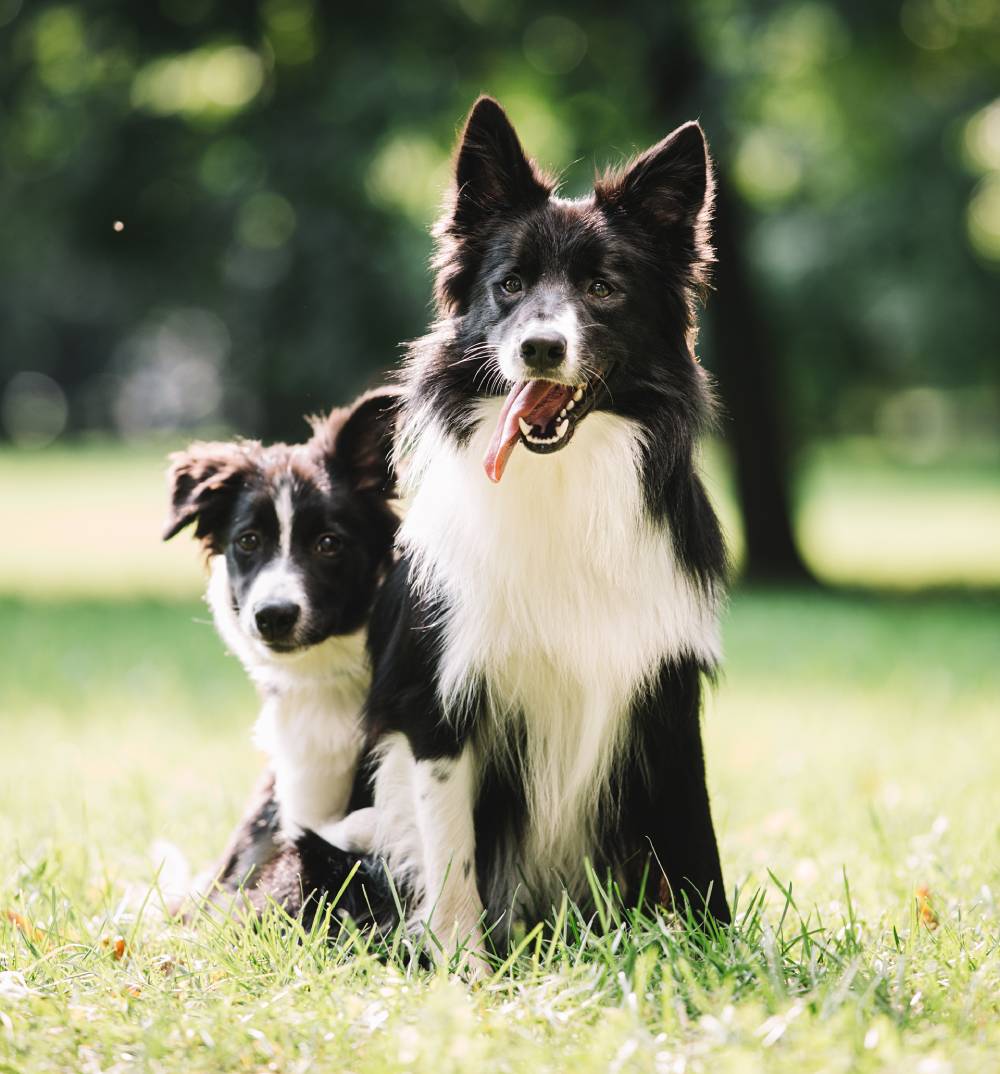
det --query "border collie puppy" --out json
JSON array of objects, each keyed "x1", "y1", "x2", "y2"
[
  {"x1": 163, "y1": 389, "x2": 399, "y2": 895},
  {"x1": 365, "y1": 98, "x2": 730, "y2": 955}
]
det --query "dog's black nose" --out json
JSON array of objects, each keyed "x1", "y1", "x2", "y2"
[
  {"x1": 255, "y1": 602, "x2": 300, "y2": 641},
  {"x1": 520, "y1": 332, "x2": 567, "y2": 371}
]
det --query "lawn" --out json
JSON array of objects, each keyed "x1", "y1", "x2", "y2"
[{"x1": 1, "y1": 442, "x2": 998, "y2": 1072}]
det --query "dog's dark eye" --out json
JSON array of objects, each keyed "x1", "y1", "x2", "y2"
[
  {"x1": 500, "y1": 274, "x2": 523, "y2": 295},
  {"x1": 314, "y1": 533, "x2": 343, "y2": 558},
  {"x1": 588, "y1": 279, "x2": 614, "y2": 299},
  {"x1": 235, "y1": 532, "x2": 260, "y2": 554}
]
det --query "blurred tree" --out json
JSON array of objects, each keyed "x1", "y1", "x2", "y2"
[{"x1": 1, "y1": 0, "x2": 997, "y2": 580}]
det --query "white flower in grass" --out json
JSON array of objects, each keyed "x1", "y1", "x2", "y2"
[
  {"x1": 754, "y1": 1001, "x2": 803, "y2": 1048},
  {"x1": 916, "y1": 1058, "x2": 953, "y2": 1074},
  {"x1": 0, "y1": 972, "x2": 35, "y2": 1001}
]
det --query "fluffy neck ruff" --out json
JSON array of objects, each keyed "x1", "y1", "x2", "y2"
[{"x1": 399, "y1": 398, "x2": 721, "y2": 702}]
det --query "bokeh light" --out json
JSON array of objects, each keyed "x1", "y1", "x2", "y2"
[
  {"x1": 131, "y1": 45, "x2": 264, "y2": 118},
  {"x1": 967, "y1": 175, "x2": 1000, "y2": 261},
  {"x1": 2, "y1": 371, "x2": 68, "y2": 448},
  {"x1": 112, "y1": 309, "x2": 228, "y2": 438},
  {"x1": 0, "y1": 0, "x2": 996, "y2": 586},
  {"x1": 523, "y1": 17, "x2": 588, "y2": 76}
]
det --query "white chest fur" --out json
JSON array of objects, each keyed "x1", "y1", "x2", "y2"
[
  {"x1": 252, "y1": 675, "x2": 367, "y2": 836},
  {"x1": 207, "y1": 558, "x2": 369, "y2": 838},
  {"x1": 399, "y1": 402, "x2": 722, "y2": 880}
]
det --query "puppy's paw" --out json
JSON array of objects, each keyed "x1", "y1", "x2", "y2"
[{"x1": 315, "y1": 807, "x2": 378, "y2": 853}]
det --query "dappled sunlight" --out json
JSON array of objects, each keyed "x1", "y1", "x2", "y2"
[{"x1": 131, "y1": 44, "x2": 265, "y2": 118}]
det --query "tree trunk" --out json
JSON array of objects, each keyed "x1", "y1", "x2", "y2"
[
  {"x1": 639, "y1": 5, "x2": 815, "y2": 583},
  {"x1": 707, "y1": 179, "x2": 814, "y2": 583}
]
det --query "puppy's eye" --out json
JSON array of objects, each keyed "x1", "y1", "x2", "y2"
[
  {"x1": 314, "y1": 533, "x2": 343, "y2": 557},
  {"x1": 587, "y1": 279, "x2": 614, "y2": 299},
  {"x1": 500, "y1": 274, "x2": 523, "y2": 295},
  {"x1": 235, "y1": 532, "x2": 260, "y2": 553}
]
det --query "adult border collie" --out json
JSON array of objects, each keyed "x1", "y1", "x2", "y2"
[
  {"x1": 162, "y1": 390, "x2": 399, "y2": 908},
  {"x1": 364, "y1": 97, "x2": 730, "y2": 956}
]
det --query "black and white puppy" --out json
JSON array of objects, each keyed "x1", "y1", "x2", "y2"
[
  {"x1": 164, "y1": 388, "x2": 399, "y2": 894},
  {"x1": 364, "y1": 98, "x2": 730, "y2": 956}
]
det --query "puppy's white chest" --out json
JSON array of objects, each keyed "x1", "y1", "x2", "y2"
[{"x1": 254, "y1": 682, "x2": 366, "y2": 836}]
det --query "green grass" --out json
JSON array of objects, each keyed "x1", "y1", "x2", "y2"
[
  {"x1": 1, "y1": 441, "x2": 999, "y2": 1071},
  {"x1": 2, "y1": 592, "x2": 998, "y2": 1072}
]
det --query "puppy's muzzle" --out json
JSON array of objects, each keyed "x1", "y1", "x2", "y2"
[{"x1": 254, "y1": 601, "x2": 300, "y2": 643}]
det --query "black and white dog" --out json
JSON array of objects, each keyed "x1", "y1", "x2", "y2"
[
  {"x1": 363, "y1": 98, "x2": 730, "y2": 955},
  {"x1": 163, "y1": 389, "x2": 398, "y2": 899}
]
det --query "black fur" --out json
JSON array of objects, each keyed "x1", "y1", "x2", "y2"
[
  {"x1": 164, "y1": 388, "x2": 400, "y2": 648},
  {"x1": 180, "y1": 98, "x2": 732, "y2": 940},
  {"x1": 364, "y1": 97, "x2": 731, "y2": 936},
  {"x1": 408, "y1": 99, "x2": 725, "y2": 588},
  {"x1": 164, "y1": 389, "x2": 400, "y2": 915},
  {"x1": 245, "y1": 831, "x2": 399, "y2": 933}
]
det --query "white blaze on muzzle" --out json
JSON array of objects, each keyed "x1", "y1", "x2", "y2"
[
  {"x1": 493, "y1": 290, "x2": 583, "y2": 384},
  {"x1": 240, "y1": 482, "x2": 310, "y2": 641}
]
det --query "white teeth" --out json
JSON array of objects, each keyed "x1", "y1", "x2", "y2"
[
  {"x1": 559, "y1": 408, "x2": 567, "y2": 418},
  {"x1": 573, "y1": 387, "x2": 584, "y2": 402},
  {"x1": 566, "y1": 399, "x2": 575, "y2": 411},
  {"x1": 520, "y1": 413, "x2": 572, "y2": 447},
  {"x1": 525, "y1": 430, "x2": 560, "y2": 445}
]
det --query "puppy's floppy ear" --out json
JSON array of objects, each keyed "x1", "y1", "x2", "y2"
[
  {"x1": 448, "y1": 96, "x2": 551, "y2": 233},
  {"x1": 163, "y1": 442, "x2": 249, "y2": 547},
  {"x1": 313, "y1": 387, "x2": 401, "y2": 497},
  {"x1": 596, "y1": 121, "x2": 714, "y2": 233}
]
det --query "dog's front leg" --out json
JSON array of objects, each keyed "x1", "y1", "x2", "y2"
[
  {"x1": 639, "y1": 660, "x2": 730, "y2": 926},
  {"x1": 411, "y1": 747, "x2": 486, "y2": 970}
]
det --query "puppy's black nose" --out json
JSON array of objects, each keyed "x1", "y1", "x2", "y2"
[
  {"x1": 520, "y1": 332, "x2": 567, "y2": 371},
  {"x1": 255, "y1": 602, "x2": 300, "y2": 641}
]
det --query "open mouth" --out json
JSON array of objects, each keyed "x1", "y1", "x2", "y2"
[
  {"x1": 262, "y1": 639, "x2": 301, "y2": 654},
  {"x1": 484, "y1": 379, "x2": 598, "y2": 483}
]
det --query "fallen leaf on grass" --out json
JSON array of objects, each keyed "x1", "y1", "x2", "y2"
[
  {"x1": 4, "y1": 909, "x2": 44, "y2": 943},
  {"x1": 151, "y1": 954, "x2": 176, "y2": 976},
  {"x1": 916, "y1": 885, "x2": 939, "y2": 930},
  {"x1": 100, "y1": 934, "x2": 128, "y2": 960}
]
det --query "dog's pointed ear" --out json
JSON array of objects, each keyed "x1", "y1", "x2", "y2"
[
  {"x1": 313, "y1": 387, "x2": 401, "y2": 497},
  {"x1": 596, "y1": 121, "x2": 714, "y2": 232},
  {"x1": 163, "y1": 443, "x2": 249, "y2": 548},
  {"x1": 450, "y1": 96, "x2": 551, "y2": 233},
  {"x1": 434, "y1": 97, "x2": 552, "y2": 313}
]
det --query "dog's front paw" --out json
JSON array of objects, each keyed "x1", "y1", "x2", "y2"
[
  {"x1": 454, "y1": 933, "x2": 492, "y2": 982},
  {"x1": 409, "y1": 906, "x2": 490, "y2": 980}
]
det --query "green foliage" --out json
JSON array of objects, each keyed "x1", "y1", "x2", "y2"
[{"x1": 1, "y1": 0, "x2": 997, "y2": 447}]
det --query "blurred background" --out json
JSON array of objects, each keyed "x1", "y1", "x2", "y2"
[{"x1": 1, "y1": 0, "x2": 998, "y2": 593}]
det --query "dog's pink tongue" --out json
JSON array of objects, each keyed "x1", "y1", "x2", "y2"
[{"x1": 483, "y1": 380, "x2": 574, "y2": 483}]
